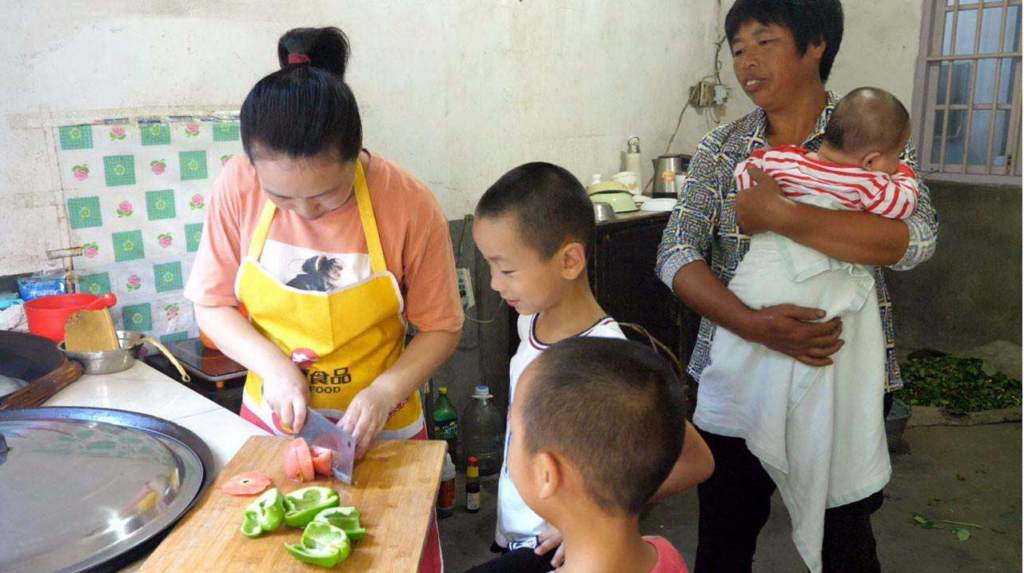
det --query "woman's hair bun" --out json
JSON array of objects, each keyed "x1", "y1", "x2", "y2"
[{"x1": 277, "y1": 27, "x2": 350, "y2": 79}]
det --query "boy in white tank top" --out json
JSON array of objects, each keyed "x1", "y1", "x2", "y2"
[{"x1": 468, "y1": 162, "x2": 715, "y2": 573}]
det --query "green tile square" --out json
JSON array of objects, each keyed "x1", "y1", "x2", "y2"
[
  {"x1": 212, "y1": 121, "x2": 240, "y2": 142},
  {"x1": 103, "y1": 155, "x2": 136, "y2": 187},
  {"x1": 179, "y1": 151, "x2": 208, "y2": 181},
  {"x1": 59, "y1": 125, "x2": 93, "y2": 150},
  {"x1": 141, "y1": 124, "x2": 171, "y2": 146},
  {"x1": 146, "y1": 189, "x2": 177, "y2": 221},
  {"x1": 161, "y1": 331, "x2": 189, "y2": 344},
  {"x1": 112, "y1": 230, "x2": 145, "y2": 262},
  {"x1": 153, "y1": 261, "x2": 184, "y2": 293},
  {"x1": 78, "y1": 272, "x2": 112, "y2": 296},
  {"x1": 185, "y1": 222, "x2": 204, "y2": 253},
  {"x1": 122, "y1": 303, "x2": 153, "y2": 332},
  {"x1": 67, "y1": 197, "x2": 103, "y2": 229}
]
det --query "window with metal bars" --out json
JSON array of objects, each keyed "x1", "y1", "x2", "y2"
[{"x1": 912, "y1": 0, "x2": 1022, "y2": 183}]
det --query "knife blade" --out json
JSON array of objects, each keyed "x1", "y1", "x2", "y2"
[{"x1": 296, "y1": 408, "x2": 356, "y2": 484}]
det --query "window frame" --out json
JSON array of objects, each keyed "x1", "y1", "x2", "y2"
[{"x1": 912, "y1": 0, "x2": 1023, "y2": 184}]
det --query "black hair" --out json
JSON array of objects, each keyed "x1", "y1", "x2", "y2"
[
  {"x1": 240, "y1": 27, "x2": 362, "y2": 162},
  {"x1": 475, "y1": 162, "x2": 594, "y2": 259},
  {"x1": 824, "y1": 87, "x2": 911, "y2": 154},
  {"x1": 725, "y1": 0, "x2": 844, "y2": 83},
  {"x1": 519, "y1": 337, "x2": 686, "y2": 515}
]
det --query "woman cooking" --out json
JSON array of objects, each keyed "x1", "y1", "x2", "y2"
[{"x1": 184, "y1": 27, "x2": 462, "y2": 572}]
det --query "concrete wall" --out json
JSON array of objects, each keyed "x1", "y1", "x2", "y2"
[
  {"x1": 0, "y1": 0, "x2": 725, "y2": 276},
  {"x1": 885, "y1": 181, "x2": 1022, "y2": 353}
]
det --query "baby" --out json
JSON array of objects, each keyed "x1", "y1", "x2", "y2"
[{"x1": 695, "y1": 87, "x2": 919, "y2": 572}]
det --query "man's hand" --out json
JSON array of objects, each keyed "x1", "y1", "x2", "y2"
[
  {"x1": 735, "y1": 166, "x2": 789, "y2": 235},
  {"x1": 741, "y1": 304, "x2": 844, "y2": 367}
]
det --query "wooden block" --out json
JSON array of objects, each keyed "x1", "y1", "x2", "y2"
[
  {"x1": 64, "y1": 309, "x2": 119, "y2": 353},
  {"x1": 140, "y1": 437, "x2": 447, "y2": 573}
]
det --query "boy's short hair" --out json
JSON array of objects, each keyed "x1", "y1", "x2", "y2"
[
  {"x1": 824, "y1": 87, "x2": 910, "y2": 155},
  {"x1": 725, "y1": 0, "x2": 844, "y2": 83},
  {"x1": 520, "y1": 337, "x2": 686, "y2": 515},
  {"x1": 476, "y1": 162, "x2": 595, "y2": 259}
]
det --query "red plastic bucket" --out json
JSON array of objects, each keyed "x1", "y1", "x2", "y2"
[{"x1": 24, "y1": 294, "x2": 101, "y2": 343}]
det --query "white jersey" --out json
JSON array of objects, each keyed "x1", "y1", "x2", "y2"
[{"x1": 496, "y1": 312, "x2": 625, "y2": 547}]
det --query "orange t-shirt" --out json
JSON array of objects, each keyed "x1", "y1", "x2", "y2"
[{"x1": 184, "y1": 151, "x2": 464, "y2": 334}]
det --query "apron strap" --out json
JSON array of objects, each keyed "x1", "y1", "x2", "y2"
[
  {"x1": 247, "y1": 158, "x2": 387, "y2": 274},
  {"x1": 248, "y1": 199, "x2": 277, "y2": 261},
  {"x1": 354, "y1": 159, "x2": 388, "y2": 275}
]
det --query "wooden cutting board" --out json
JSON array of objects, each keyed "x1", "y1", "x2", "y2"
[{"x1": 140, "y1": 436, "x2": 447, "y2": 573}]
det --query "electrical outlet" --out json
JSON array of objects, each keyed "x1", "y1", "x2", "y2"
[
  {"x1": 713, "y1": 83, "x2": 730, "y2": 105},
  {"x1": 688, "y1": 80, "x2": 720, "y2": 108},
  {"x1": 457, "y1": 267, "x2": 475, "y2": 310}
]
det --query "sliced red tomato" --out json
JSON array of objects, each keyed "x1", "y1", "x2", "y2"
[
  {"x1": 284, "y1": 438, "x2": 315, "y2": 482},
  {"x1": 310, "y1": 446, "x2": 332, "y2": 477},
  {"x1": 221, "y1": 471, "x2": 272, "y2": 496}
]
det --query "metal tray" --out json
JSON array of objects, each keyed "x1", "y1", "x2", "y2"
[{"x1": 0, "y1": 407, "x2": 213, "y2": 573}]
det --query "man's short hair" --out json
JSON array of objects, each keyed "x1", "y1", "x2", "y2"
[
  {"x1": 824, "y1": 87, "x2": 911, "y2": 155},
  {"x1": 476, "y1": 162, "x2": 594, "y2": 259},
  {"x1": 725, "y1": 0, "x2": 845, "y2": 83},
  {"x1": 520, "y1": 337, "x2": 686, "y2": 515}
]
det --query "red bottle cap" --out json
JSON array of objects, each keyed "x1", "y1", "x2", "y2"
[{"x1": 468, "y1": 456, "x2": 479, "y2": 465}]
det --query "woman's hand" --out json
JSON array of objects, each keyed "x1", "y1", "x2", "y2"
[
  {"x1": 740, "y1": 304, "x2": 844, "y2": 367},
  {"x1": 262, "y1": 364, "x2": 311, "y2": 433},
  {"x1": 339, "y1": 384, "x2": 401, "y2": 459},
  {"x1": 734, "y1": 166, "x2": 789, "y2": 235},
  {"x1": 536, "y1": 525, "x2": 566, "y2": 568}
]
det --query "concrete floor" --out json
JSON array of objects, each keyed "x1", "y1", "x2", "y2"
[{"x1": 439, "y1": 423, "x2": 1022, "y2": 572}]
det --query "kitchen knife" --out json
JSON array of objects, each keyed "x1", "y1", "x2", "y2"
[{"x1": 296, "y1": 408, "x2": 356, "y2": 484}]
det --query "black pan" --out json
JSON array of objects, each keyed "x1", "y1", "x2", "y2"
[{"x1": 0, "y1": 330, "x2": 64, "y2": 380}]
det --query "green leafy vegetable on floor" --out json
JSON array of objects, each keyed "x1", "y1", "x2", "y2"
[
  {"x1": 910, "y1": 512, "x2": 982, "y2": 542},
  {"x1": 895, "y1": 356, "x2": 1022, "y2": 414}
]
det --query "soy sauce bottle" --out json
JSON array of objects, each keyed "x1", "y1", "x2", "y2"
[{"x1": 466, "y1": 456, "x2": 481, "y2": 513}]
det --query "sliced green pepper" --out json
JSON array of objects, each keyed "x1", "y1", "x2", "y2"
[
  {"x1": 284, "y1": 521, "x2": 352, "y2": 568},
  {"x1": 239, "y1": 510, "x2": 263, "y2": 538},
  {"x1": 314, "y1": 506, "x2": 366, "y2": 541},
  {"x1": 284, "y1": 543, "x2": 344, "y2": 569},
  {"x1": 283, "y1": 486, "x2": 340, "y2": 528},
  {"x1": 239, "y1": 488, "x2": 285, "y2": 538}
]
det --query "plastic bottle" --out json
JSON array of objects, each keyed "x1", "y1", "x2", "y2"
[
  {"x1": 433, "y1": 387, "x2": 458, "y2": 461},
  {"x1": 466, "y1": 456, "x2": 481, "y2": 513},
  {"x1": 437, "y1": 453, "x2": 456, "y2": 518},
  {"x1": 463, "y1": 385, "x2": 504, "y2": 475}
]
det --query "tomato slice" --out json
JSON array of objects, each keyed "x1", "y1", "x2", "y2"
[
  {"x1": 284, "y1": 438, "x2": 316, "y2": 482},
  {"x1": 222, "y1": 471, "x2": 272, "y2": 496},
  {"x1": 310, "y1": 446, "x2": 332, "y2": 477}
]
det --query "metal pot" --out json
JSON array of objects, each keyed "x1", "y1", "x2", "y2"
[
  {"x1": 59, "y1": 330, "x2": 144, "y2": 375},
  {"x1": 652, "y1": 154, "x2": 691, "y2": 196},
  {"x1": 593, "y1": 201, "x2": 616, "y2": 222}
]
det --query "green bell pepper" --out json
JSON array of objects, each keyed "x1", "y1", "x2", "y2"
[
  {"x1": 313, "y1": 506, "x2": 366, "y2": 541},
  {"x1": 284, "y1": 521, "x2": 352, "y2": 568},
  {"x1": 284, "y1": 543, "x2": 344, "y2": 569},
  {"x1": 239, "y1": 511, "x2": 262, "y2": 538},
  {"x1": 239, "y1": 488, "x2": 285, "y2": 538},
  {"x1": 283, "y1": 486, "x2": 340, "y2": 528}
]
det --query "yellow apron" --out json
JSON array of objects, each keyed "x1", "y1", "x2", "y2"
[{"x1": 237, "y1": 159, "x2": 422, "y2": 435}]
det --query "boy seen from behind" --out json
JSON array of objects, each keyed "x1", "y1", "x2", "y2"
[{"x1": 508, "y1": 337, "x2": 692, "y2": 573}]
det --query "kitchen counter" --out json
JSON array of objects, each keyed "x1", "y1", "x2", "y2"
[{"x1": 42, "y1": 361, "x2": 268, "y2": 572}]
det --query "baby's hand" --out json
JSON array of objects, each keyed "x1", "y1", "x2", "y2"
[{"x1": 536, "y1": 526, "x2": 566, "y2": 568}]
